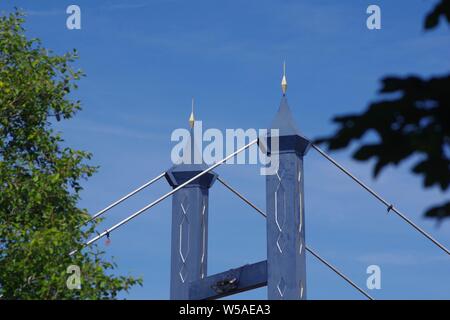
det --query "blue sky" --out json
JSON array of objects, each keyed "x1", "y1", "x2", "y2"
[{"x1": 2, "y1": 0, "x2": 450, "y2": 299}]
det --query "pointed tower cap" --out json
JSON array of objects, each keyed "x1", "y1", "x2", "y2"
[
  {"x1": 266, "y1": 63, "x2": 311, "y2": 155},
  {"x1": 270, "y1": 96, "x2": 300, "y2": 136},
  {"x1": 165, "y1": 98, "x2": 217, "y2": 188}
]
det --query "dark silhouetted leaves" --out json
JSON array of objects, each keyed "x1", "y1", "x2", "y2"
[
  {"x1": 316, "y1": 1, "x2": 450, "y2": 221},
  {"x1": 425, "y1": 0, "x2": 450, "y2": 29},
  {"x1": 425, "y1": 201, "x2": 450, "y2": 222}
]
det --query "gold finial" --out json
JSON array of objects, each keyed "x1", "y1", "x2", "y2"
[
  {"x1": 281, "y1": 60, "x2": 287, "y2": 95},
  {"x1": 189, "y1": 97, "x2": 195, "y2": 128}
]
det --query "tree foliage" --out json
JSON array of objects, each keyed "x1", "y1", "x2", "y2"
[
  {"x1": 0, "y1": 10, "x2": 141, "y2": 299},
  {"x1": 316, "y1": 0, "x2": 450, "y2": 221}
]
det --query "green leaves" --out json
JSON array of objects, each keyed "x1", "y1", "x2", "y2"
[{"x1": 0, "y1": 10, "x2": 141, "y2": 299}]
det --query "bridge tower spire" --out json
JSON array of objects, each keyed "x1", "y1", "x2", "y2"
[
  {"x1": 165, "y1": 100, "x2": 217, "y2": 299},
  {"x1": 266, "y1": 62, "x2": 310, "y2": 299}
]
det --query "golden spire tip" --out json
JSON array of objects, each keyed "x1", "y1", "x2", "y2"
[
  {"x1": 189, "y1": 97, "x2": 195, "y2": 128},
  {"x1": 281, "y1": 60, "x2": 287, "y2": 95}
]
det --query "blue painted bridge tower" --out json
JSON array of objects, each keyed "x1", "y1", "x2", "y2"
[
  {"x1": 166, "y1": 101, "x2": 218, "y2": 299},
  {"x1": 266, "y1": 68, "x2": 310, "y2": 299},
  {"x1": 167, "y1": 66, "x2": 310, "y2": 300}
]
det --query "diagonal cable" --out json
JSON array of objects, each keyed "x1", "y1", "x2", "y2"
[
  {"x1": 69, "y1": 139, "x2": 258, "y2": 256},
  {"x1": 216, "y1": 177, "x2": 374, "y2": 300},
  {"x1": 311, "y1": 144, "x2": 450, "y2": 256},
  {"x1": 217, "y1": 177, "x2": 266, "y2": 218},
  {"x1": 306, "y1": 245, "x2": 373, "y2": 300},
  {"x1": 82, "y1": 172, "x2": 166, "y2": 226}
]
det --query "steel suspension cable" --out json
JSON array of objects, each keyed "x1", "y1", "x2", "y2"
[
  {"x1": 217, "y1": 177, "x2": 373, "y2": 300},
  {"x1": 69, "y1": 139, "x2": 258, "y2": 256},
  {"x1": 82, "y1": 172, "x2": 166, "y2": 226},
  {"x1": 311, "y1": 144, "x2": 450, "y2": 256},
  {"x1": 217, "y1": 177, "x2": 266, "y2": 218},
  {"x1": 306, "y1": 245, "x2": 374, "y2": 300}
]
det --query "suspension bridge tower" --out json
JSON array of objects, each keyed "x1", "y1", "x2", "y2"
[
  {"x1": 166, "y1": 65, "x2": 311, "y2": 300},
  {"x1": 266, "y1": 62, "x2": 310, "y2": 299},
  {"x1": 165, "y1": 99, "x2": 218, "y2": 299},
  {"x1": 74, "y1": 63, "x2": 447, "y2": 300}
]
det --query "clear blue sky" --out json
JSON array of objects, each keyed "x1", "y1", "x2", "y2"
[{"x1": 2, "y1": 0, "x2": 449, "y2": 299}]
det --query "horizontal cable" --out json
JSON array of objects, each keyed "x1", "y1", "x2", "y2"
[
  {"x1": 311, "y1": 144, "x2": 450, "y2": 256},
  {"x1": 69, "y1": 139, "x2": 258, "y2": 256},
  {"x1": 217, "y1": 177, "x2": 373, "y2": 300},
  {"x1": 82, "y1": 172, "x2": 166, "y2": 226}
]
